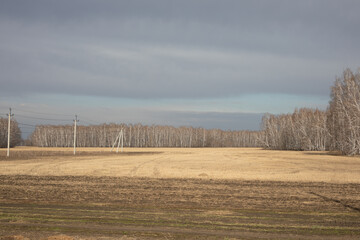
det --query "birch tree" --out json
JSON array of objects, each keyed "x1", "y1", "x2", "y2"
[{"x1": 327, "y1": 68, "x2": 360, "y2": 155}]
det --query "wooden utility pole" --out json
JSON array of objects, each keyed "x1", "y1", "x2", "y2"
[
  {"x1": 111, "y1": 129, "x2": 124, "y2": 153},
  {"x1": 73, "y1": 115, "x2": 79, "y2": 155},
  {"x1": 117, "y1": 129, "x2": 124, "y2": 153},
  {"x1": 7, "y1": 108, "x2": 14, "y2": 157}
]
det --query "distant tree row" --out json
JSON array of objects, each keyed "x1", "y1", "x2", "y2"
[
  {"x1": 30, "y1": 123, "x2": 263, "y2": 148},
  {"x1": 262, "y1": 68, "x2": 360, "y2": 155},
  {"x1": 0, "y1": 118, "x2": 21, "y2": 148},
  {"x1": 261, "y1": 108, "x2": 328, "y2": 151}
]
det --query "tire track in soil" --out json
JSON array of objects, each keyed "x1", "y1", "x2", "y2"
[
  {"x1": 129, "y1": 156, "x2": 166, "y2": 177},
  {"x1": 27, "y1": 160, "x2": 72, "y2": 175},
  {"x1": 309, "y1": 191, "x2": 360, "y2": 213}
]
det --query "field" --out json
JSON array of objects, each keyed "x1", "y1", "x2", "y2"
[{"x1": 0, "y1": 147, "x2": 360, "y2": 239}]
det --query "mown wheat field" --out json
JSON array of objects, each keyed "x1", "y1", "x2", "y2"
[{"x1": 1, "y1": 147, "x2": 360, "y2": 183}]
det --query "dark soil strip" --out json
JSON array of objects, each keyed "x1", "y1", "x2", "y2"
[{"x1": 309, "y1": 191, "x2": 360, "y2": 213}]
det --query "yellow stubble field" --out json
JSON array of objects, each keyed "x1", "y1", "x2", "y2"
[{"x1": 1, "y1": 147, "x2": 359, "y2": 183}]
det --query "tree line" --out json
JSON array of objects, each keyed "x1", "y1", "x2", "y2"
[
  {"x1": 29, "y1": 123, "x2": 263, "y2": 148},
  {"x1": 0, "y1": 118, "x2": 21, "y2": 148},
  {"x1": 261, "y1": 108, "x2": 328, "y2": 151},
  {"x1": 262, "y1": 68, "x2": 360, "y2": 155}
]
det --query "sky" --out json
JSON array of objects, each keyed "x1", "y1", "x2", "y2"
[{"x1": 1, "y1": 0, "x2": 360, "y2": 137}]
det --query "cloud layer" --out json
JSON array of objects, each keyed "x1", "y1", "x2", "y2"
[{"x1": 1, "y1": 0, "x2": 359, "y2": 100}]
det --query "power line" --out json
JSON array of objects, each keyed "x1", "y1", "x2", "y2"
[
  {"x1": 18, "y1": 127, "x2": 36, "y2": 130},
  {"x1": 15, "y1": 114, "x2": 72, "y2": 122},
  {"x1": 18, "y1": 122, "x2": 37, "y2": 127},
  {"x1": 3, "y1": 108, "x2": 108, "y2": 126},
  {"x1": 12, "y1": 108, "x2": 73, "y2": 117},
  {"x1": 80, "y1": 120, "x2": 97, "y2": 125},
  {"x1": 78, "y1": 116, "x2": 103, "y2": 125}
]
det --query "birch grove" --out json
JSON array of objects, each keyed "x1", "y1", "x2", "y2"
[
  {"x1": 29, "y1": 123, "x2": 263, "y2": 148},
  {"x1": 327, "y1": 68, "x2": 360, "y2": 155},
  {"x1": 261, "y1": 108, "x2": 329, "y2": 151},
  {"x1": 261, "y1": 68, "x2": 360, "y2": 155}
]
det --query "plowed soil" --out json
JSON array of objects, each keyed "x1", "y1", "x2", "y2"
[
  {"x1": 0, "y1": 148, "x2": 360, "y2": 239},
  {"x1": 1, "y1": 175, "x2": 360, "y2": 239}
]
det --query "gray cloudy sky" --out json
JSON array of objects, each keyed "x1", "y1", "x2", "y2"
[{"x1": 0, "y1": 0, "x2": 359, "y2": 134}]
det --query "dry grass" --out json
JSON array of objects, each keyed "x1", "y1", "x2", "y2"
[{"x1": 1, "y1": 147, "x2": 360, "y2": 183}]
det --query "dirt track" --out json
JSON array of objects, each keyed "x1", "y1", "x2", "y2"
[{"x1": 0, "y1": 175, "x2": 360, "y2": 239}]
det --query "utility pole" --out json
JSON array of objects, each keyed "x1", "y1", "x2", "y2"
[
  {"x1": 117, "y1": 129, "x2": 124, "y2": 153},
  {"x1": 73, "y1": 115, "x2": 79, "y2": 155},
  {"x1": 7, "y1": 108, "x2": 14, "y2": 157},
  {"x1": 111, "y1": 129, "x2": 124, "y2": 153}
]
